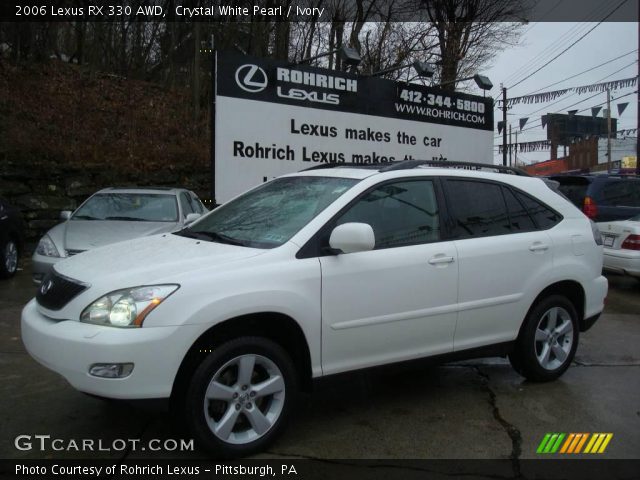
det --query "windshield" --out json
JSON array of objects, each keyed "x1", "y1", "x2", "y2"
[
  {"x1": 178, "y1": 176, "x2": 359, "y2": 248},
  {"x1": 73, "y1": 193, "x2": 179, "y2": 222}
]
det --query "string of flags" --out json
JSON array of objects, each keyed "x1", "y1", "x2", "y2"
[
  {"x1": 497, "y1": 101, "x2": 632, "y2": 134},
  {"x1": 497, "y1": 129, "x2": 638, "y2": 154},
  {"x1": 496, "y1": 76, "x2": 638, "y2": 107}
]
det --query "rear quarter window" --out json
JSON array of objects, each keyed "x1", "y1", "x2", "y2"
[
  {"x1": 514, "y1": 191, "x2": 562, "y2": 230},
  {"x1": 600, "y1": 180, "x2": 640, "y2": 207}
]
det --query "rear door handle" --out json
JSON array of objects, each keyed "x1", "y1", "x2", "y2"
[
  {"x1": 529, "y1": 242, "x2": 549, "y2": 252},
  {"x1": 428, "y1": 255, "x2": 455, "y2": 265}
]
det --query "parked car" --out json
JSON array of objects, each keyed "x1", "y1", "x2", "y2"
[
  {"x1": 548, "y1": 174, "x2": 640, "y2": 222},
  {"x1": 22, "y1": 161, "x2": 607, "y2": 457},
  {"x1": 32, "y1": 187, "x2": 207, "y2": 283},
  {"x1": 598, "y1": 214, "x2": 640, "y2": 280},
  {"x1": 0, "y1": 197, "x2": 25, "y2": 279}
]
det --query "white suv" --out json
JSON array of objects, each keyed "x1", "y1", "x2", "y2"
[{"x1": 22, "y1": 161, "x2": 607, "y2": 457}]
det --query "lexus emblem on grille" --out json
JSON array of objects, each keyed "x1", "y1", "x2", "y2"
[
  {"x1": 235, "y1": 64, "x2": 268, "y2": 93},
  {"x1": 40, "y1": 279, "x2": 53, "y2": 295}
]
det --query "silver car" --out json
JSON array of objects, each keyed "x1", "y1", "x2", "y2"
[{"x1": 32, "y1": 187, "x2": 207, "y2": 283}]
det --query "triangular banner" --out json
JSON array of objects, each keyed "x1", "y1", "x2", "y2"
[
  {"x1": 497, "y1": 121, "x2": 505, "y2": 135},
  {"x1": 567, "y1": 110, "x2": 578, "y2": 116},
  {"x1": 541, "y1": 115, "x2": 548, "y2": 129},
  {"x1": 591, "y1": 106, "x2": 602, "y2": 118},
  {"x1": 519, "y1": 117, "x2": 529, "y2": 131},
  {"x1": 617, "y1": 102, "x2": 629, "y2": 116}
]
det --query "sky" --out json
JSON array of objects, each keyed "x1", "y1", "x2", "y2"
[{"x1": 461, "y1": 21, "x2": 638, "y2": 166}]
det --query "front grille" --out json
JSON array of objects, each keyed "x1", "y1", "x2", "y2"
[
  {"x1": 66, "y1": 249, "x2": 86, "y2": 257},
  {"x1": 36, "y1": 271, "x2": 88, "y2": 311}
]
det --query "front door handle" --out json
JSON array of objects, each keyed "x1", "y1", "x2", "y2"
[
  {"x1": 428, "y1": 255, "x2": 455, "y2": 265},
  {"x1": 529, "y1": 242, "x2": 549, "y2": 252}
]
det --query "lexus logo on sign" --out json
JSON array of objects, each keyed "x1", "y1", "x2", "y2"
[{"x1": 235, "y1": 64, "x2": 268, "y2": 93}]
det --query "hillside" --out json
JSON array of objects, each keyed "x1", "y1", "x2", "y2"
[{"x1": 0, "y1": 60, "x2": 210, "y2": 242}]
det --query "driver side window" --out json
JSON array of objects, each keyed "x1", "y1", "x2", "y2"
[{"x1": 335, "y1": 179, "x2": 441, "y2": 249}]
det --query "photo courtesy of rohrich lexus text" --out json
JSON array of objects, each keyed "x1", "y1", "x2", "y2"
[{"x1": 0, "y1": 1, "x2": 639, "y2": 479}]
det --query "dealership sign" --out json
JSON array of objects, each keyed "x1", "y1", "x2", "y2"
[{"x1": 214, "y1": 52, "x2": 494, "y2": 203}]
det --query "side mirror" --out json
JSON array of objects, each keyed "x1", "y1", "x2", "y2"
[
  {"x1": 60, "y1": 211, "x2": 72, "y2": 221},
  {"x1": 184, "y1": 213, "x2": 201, "y2": 225},
  {"x1": 329, "y1": 223, "x2": 375, "y2": 254}
]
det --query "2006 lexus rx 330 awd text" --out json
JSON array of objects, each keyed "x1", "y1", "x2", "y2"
[{"x1": 22, "y1": 161, "x2": 608, "y2": 457}]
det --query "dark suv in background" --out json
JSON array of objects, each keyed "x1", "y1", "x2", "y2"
[{"x1": 548, "y1": 174, "x2": 640, "y2": 222}]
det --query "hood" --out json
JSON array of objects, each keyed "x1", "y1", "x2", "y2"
[
  {"x1": 53, "y1": 233, "x2": 266, "y2": 286},
  {"x1": 63, "y1": 220, "x2": 179, "y2": 252}
]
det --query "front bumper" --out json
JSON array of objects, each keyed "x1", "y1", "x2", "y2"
[
  {"x1": 603, "y1": 249, "x2": 640, "y2": 278},
  {"x1": 21, "y1": 299, "x2": 200, "y2": 399}
]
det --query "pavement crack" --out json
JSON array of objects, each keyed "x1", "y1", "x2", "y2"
[
  {"x1": 471, "y1": 366, "x2": 522, "y2": 479},
  {"x1": 120, "y1": 419, "x2": 153, "y2": 461},
  {"x1": 572, "y1": 360, "x2": 640, "y2": 367}
]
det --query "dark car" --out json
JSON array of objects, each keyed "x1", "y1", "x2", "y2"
[
  {"x1": 0, "y1": 197, "x2": 25, "y2": 278},
  {"x1": 548, "y1": 174, "x2": 640, "y2": 222}
]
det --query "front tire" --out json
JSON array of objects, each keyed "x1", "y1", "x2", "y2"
[
  {"x1": 0, "y1": 238, "x2": 19, "y2": 279},
  {"x1": 509, "y1": 295, "x2": 579, "y2": 382},
  {"x1": 185, "y1": 337, "x2": 298, "y2": 458}
]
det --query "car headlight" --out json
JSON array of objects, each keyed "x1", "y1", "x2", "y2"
[
  {"x1": 36, "y1": 234, "x2": 60, "y2": 257},
  {"x1": 80, "y1": 285, "x2": 179, "y2": 328}
]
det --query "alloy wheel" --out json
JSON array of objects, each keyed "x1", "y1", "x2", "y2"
[
  {"x1": 203, "y1": 354, "x2": 285, "y2": 445},
  {"x1": 534, "y1": 306, "x2": 574, "y2": 370}
]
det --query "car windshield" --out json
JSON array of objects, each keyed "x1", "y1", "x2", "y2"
[
  {"x1": 177, "y1": 176, "x2": 359, "y2": 248},
  {"x1": 72, "y1": 193, "x2": 179, "y2": 222}
]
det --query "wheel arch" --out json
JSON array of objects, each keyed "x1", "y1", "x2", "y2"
[
  {"x1": 519, "y1": 280, "x2": 586, "y2": 339},
  {"x1": 171, "y1": 312, "x2": 313, "y2": 403}
]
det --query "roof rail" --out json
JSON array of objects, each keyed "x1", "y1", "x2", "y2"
[
  {"x1": 302, "y1": 162, "x2": 385, "y2": 171},
  {"x1": 302, "y1": 160, "x2": 530, "y2": 176},
  {"x1": 380, "y1": 160, "x2": 531, "y2": 176}
]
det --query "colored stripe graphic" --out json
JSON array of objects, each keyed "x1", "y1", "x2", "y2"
[{"x1": 539, "y1": 433, "x2": 613, "y2": 454}]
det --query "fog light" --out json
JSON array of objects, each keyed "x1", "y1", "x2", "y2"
[{"x1": 89, "y1": 363, "x2": 134, "y2": 378}]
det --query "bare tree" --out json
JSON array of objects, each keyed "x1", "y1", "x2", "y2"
[{"x1": 419, "y1": 0, "x2": 527, "y2": 90}]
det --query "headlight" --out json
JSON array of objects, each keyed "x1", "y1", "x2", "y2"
[
  {"x1": 36, "y1": 235, "x2": 60, "y2": 257},
  {"x1": 80, "y1": 285, "x2": 179, "y2": 328}
]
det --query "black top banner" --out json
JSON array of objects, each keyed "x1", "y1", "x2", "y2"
[
  {"x1": 2, "y1": 0, "x2": 638, "y2": 22},
  {"x1": 216, "y1": 52, "x2": 494, "y2": 132}
]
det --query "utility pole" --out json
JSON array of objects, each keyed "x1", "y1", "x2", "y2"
[
  {"x1": 636, "y1": 14, "x2": 639, "y2": 175},
  {"x1": 607, "y1": 89, "x2": 612, "y2": 172},
  {"x1": 509, "y1": 124, "x2": 513, "y2": 167},
  {"x1": 515, "y1": 130, "x2": 518, "y2": 166},
  {"x1": 502, "y1": 86, "x2": 508, "y2": 166}
]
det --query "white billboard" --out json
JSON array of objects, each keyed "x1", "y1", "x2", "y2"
[{"x1": 214, "y1": 52, "x2": 494, "y2": 203}]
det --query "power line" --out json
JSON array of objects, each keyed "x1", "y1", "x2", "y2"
[
  {"x1": 501, "y1": 0, "x2": 617, "y2": 86},
  {"x1": 502, "y1": 49, "x2": 637, "y2": 101},
  {"x1": 519, "y1": 62, "x2": 637, "y2": 117},
  {"x1": 507, "y1": 0, "x2": 630, "y2": 90}
]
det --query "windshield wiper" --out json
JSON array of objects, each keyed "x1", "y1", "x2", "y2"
[
  {"x1": 105, "y1": 216, "x2": 151, "y2": 221},
  {"x1": 177, "y1": 229, "x2": 246, "y2": 246},
  {"x1": 73, "y1": 215, "x2": 100, "y2": 220}
]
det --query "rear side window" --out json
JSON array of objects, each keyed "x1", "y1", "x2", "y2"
[
  {"x1": 502, "y1": 187, "x2": 537, "y2": 232},
  {"x1": 445, "y1": 180, "x2": 511, "y2": 238},
  {"x1": 601, "y1": 181, "x2": 640, "y2": 207},
  {"x1": 514, "y1": 191, "x2": 562, "y2": 229}
]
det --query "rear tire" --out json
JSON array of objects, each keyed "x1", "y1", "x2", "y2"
[
  {"x1": 509, "y1": 295, "x2": 579, "y2": 382},
  {"x1": 0, "y1": 238, "x2": 19, "y2": 279},
  {"x1": 184, "y1": 337, "x2": 298, "y2": 458}
]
